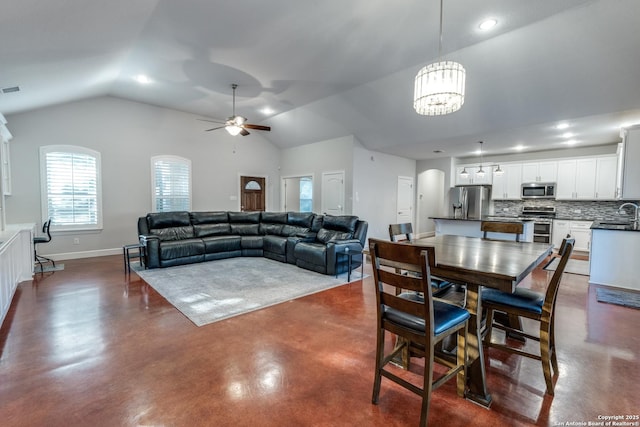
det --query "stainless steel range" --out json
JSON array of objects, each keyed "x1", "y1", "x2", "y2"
[{"x1": 520, "y1": 206, "x2": 556, "y2": 244}]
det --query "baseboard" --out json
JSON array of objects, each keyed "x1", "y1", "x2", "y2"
[{"x1": 40, "y1": 248, "x2": 122, "y2": 261}]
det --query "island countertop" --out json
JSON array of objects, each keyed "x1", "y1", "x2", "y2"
[
  {"x1": 429, "y1": 216, "x2": 534, "y2": 223},
  {"x1": 590, "y1": 220, "x2": 640, "y2": 232}
]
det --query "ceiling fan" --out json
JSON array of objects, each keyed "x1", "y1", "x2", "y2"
[{"x1": 200, "y1": 84, "x2": 271, "y2": 136}]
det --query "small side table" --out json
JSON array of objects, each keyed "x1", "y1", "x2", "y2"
[
  {"x1": 336, "y1": 248, "x2": 364, "y2": 282},
  {"x1": 123, "y1": 243, "x2": 146, "y2": 274}
]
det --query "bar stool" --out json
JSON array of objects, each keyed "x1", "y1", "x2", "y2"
[{"x1": 123, "y1": 243, "x2": 145, "y2": 273}]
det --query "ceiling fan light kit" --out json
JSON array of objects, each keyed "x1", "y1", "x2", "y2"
[
  {"x1": 414, "y1": 0, "x2": 466, "y2": 116},
  {"x1": 202, "y1": 84, "x2": 271, "y2": 136}
]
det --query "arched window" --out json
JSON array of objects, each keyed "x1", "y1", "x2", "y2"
[
  {"x1": 39, "y1": 145, "x2": 102, "y2": 231},
  {"x1": 151, "y1": 155, "x2": 192, "y2": 212},
  {"x1": 244, "y1": 180, "x2": 262, "y2": 190}
]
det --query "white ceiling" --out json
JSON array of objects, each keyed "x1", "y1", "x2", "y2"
[{"x1": 2, "y1": 0, "x2": 640, "y2": 159}]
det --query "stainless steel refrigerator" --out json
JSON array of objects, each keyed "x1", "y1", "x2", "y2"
[{"x1": 449, "y1": 185, "x2": 491, "y2": 219}]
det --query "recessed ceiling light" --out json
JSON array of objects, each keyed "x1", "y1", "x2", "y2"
[
  {"x1": 566, "y1": 139, "x2": 578, "y2": 145},
  {"x1": 513, "y1": 144, "x2": 526, "y2": 151},
  {"x1": 479, "y1": 19, "x2": 498, "y2": 31},
  {"x1": 556, "y1": 122, "x2": 570, "y2": 130},
  {"x1": 562, "y1": 132, "x2": 574, "y2": 138},
  {"x1": 260, "y1": 107, "x2": 275, "y2": 115},
  {"x1": 433, "y1": 149, "x2": 444, "y2": 154},
  {"x1": 134, "y1": 74, "x2": 152, "y2": 84}
]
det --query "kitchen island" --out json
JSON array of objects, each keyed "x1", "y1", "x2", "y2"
[
  {"x1": 589, "y1": 220, "x2": 640, "y2": 291},
  {"x1": 430, "y1": 217, "x2": 534, "y2": 242}
]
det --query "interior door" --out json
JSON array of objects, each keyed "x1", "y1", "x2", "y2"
[
  {"x1": 321, "y1": 171, "x2": 344, "y2": 215},
  {"x1": 240, "y1": 176, "x2": 266, "y2": 211},
  {"x1": 396, "y1": 176, "x2": 414, "y2": 224}
]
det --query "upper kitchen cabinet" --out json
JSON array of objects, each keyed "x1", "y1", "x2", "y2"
[
  {"x1": 556, "y1": 155, "x2": 617, "y2": 200},
  {"x1": 618, "y1": 125, "x2": 640, "y2": 200},
  {"x1": 455, "y1": 165, "x2": 493, "y2": 186},
  {"x1": 521, "y1": 161, "x2": 558, "y2": 183},
  {"x1": 491, "y1": 164, "x2": 523, "y2": 200}
]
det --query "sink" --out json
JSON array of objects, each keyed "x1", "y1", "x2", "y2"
[{"x1": 598, "y1": 221, "x2": 632, "y2": 225}]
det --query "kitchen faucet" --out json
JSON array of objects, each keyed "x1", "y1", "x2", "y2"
[{"x1": 617, "y1": 202, "x2": 640, "y2": 224}]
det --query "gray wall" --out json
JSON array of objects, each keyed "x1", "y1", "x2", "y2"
[{"x1": 7, "y1": 96, "x2": 281, "y2": 258}]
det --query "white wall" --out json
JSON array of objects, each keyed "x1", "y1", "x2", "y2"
[
  {"x1": 352, "y1": 142, "x2": 416, "y2": 241},
  {"x1": 279, "y1": 135, "x2": 354, "y2": 214},
  {"x1": 6, "y1": 96, "x2": 281, "y2": 259}
]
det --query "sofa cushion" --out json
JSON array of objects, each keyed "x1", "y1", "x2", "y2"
[
  {"x1": 281, "y1": 224, "x2": 310, "y2": 237},
  {"x1": 260, "y1": 223, "x2": 284, "y2": 235},
  {"x1": 151, "y1": 226, "x2": 195, "y2": 241},
  {"x1": 160, "y1": 238, "x2": 204, "y2": 259},
  {"x1": 287, "y1": 212, "x2": 314, "y2": 228},
  {"x1": 190, "y1": 211, "x2": 229, "y2": 224},
  {"x1": 228, "y1": 211, "x2": 261, "y2": 223},
  {"x1": 316, "y1": 228, "x2": 352, "y2": 244},
  {"x1": 147, "y1": 211, "x2": 191, "y2": 229},
  {"x1": 322, "y1": 215, "x2": 358, "y2": 233},
  {"x1": 194, "y1": 223, "x2": 232, "y2": 237},
  {"x1": 241, "y1": 236, "x2": 264, "y2": 249},
  {"x1": 264, "y1": 235, "x2": 287, "y2": 254},
  {"x1": 294, "y1": 242, "x2": 326, "y2": 265},
  {"x1": 202, "y1": 235, "x2": 241, "y2": 253},
  {"x1": 261, "y1": 212, "x2": 287, "y2": 224},
  {"x1": 231, "y1": 224, "x2": 260, "y2": 235}
]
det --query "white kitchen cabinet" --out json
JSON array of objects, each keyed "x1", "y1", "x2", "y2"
[
  {"x1": 619, "y1": 125, "x2": 640, "y2": 200},
  {"x1": 595, "y1": 156, "x2": 618, "y2": 200},
  {"x1": 491, "y1": 164, "x2": 522, "y2": 200},
  {"x1": 556, "y1": 156, "x2": 616, "y2": 200},
  {"x1": 521, "y1": 161, "x2": 558, "y2": 183},
  {"x1": 553, "y1": 220, "x2": 592, "y2": 252},
  {"x1": 455, "y1": 165, "x2": 493, "y2": 186}
]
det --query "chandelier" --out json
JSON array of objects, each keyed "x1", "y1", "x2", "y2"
[{"x1": 413, "y1": 0, "x2": 466, "y2": 116}]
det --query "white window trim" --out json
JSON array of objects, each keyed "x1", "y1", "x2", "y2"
[
  {"x1": 151, "y1": 155, "x2": 192, "y2": 212},
  {"x1": 39, "y1": 145, "x2": 103, "y2": 232}
]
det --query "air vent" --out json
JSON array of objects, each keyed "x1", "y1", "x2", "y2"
[{"x1": 2, "y1": 86, "x2": 20, "y2": 94}]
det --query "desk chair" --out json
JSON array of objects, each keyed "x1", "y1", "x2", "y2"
[
  {"x1": 34, "y1": 219, "x2": 55, "y2": 271},
  {"x1": 482, "y1": 238, "x2": 575, "y2": 395},
  {"x1": 481, "y1": 221, "x2": 524, "y2": 242},
  {"x1": 369, "y1": 238, "x2": 469, "y2": 427}
]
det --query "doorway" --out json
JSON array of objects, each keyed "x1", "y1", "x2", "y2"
[
  {"x1": 281, "y1": 175, "x2": 313, "y2": 212},
  {"x1": 240, "y1": 176, "x2": 266, "y2": 211},
  {"x1": 396, "y1": 176, "x2": 414, "y2": 224}
]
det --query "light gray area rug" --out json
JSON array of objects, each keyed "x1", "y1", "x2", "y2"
[
  {"x1": 543, "y1": 258, "x2": 590, "y2": 276},
  {"x1": 134, "y1": 258, "x2": 365, "y2": 326},
  {"x1": 35, "y1": 263, "x2": 64, "y2": 273},
  {"x1": 596, "y1": 288, "x2": 640, "y2": 310}
]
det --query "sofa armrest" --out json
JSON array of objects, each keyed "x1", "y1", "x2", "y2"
[
  {"x1": 139, "y1": 234, "x2": 161, "y2": 268},
  {"x1": 328, "y1": 239, "x2": 364, "y2": 253}
]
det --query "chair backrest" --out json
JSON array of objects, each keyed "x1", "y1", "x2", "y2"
[
  {"x1": 543, "y1": 238, "x2": 575, "y2": 316},
  {"x1": 389, "y1": 223, "x2": 413, "y2": 243},
  {"x1": 481, "y1": 221, "x2": 523, "y2": 242},
  {"x1": 369, "y1": 238, "x2": 436, "y2": 336},
  {"x1": 41, "y1": 219, "x2": 53, "y2": 242}
]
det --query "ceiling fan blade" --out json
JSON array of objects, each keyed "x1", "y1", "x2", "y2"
[
  {"x1": 205, "y1": 126, "x2": 226, "y2": 132},
  {"x1": 198, "y1": 118, "x2": 226, "y2": 124},
  {"x1": 240, "y1": 128, "x2": 250, "y2": 136},
  {"x1": 244, "y1": 124, "x2": 271, "y2": 131}
]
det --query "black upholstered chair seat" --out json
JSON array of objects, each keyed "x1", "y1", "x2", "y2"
[
  {"x1": 384, "y1": 292, "x2": 470, "y2": 336},
  {"x1": 482, "y1": 288, "x2": 544, "y2": 314}
]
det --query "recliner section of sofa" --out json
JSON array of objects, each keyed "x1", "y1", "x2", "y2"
[{"x1": 138, "y1": 211, "x2": 368, "y2": 276}]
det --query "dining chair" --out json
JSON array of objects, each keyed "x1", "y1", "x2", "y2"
[
  {"x1": 369, "y1": 238, "x2": 470, "y2": 427},
  {"x1": 482, "y1": 237, "x2": 575, "y2": 395},
  {"x1": 480, "y1": 221, "x2": 524, "y2": 242},
  {"x1": 388, "y1": 223, "x2": 454, "y2": 298},
  {"x1": 34, "y1": 218, "x2": 56, "y2": 271}
]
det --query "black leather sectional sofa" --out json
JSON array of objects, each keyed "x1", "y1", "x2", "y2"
[{"x1": 137, "y1": 211, "x2": 368, "y2": 276}]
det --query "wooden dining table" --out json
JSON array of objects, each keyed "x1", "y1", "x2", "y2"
[{"x1": 409, "y1": 235, "x2": 553, "y2": 407}]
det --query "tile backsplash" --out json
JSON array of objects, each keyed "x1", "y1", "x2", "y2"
[{"x1": 493, "y1": 199, "x2": 640, "y2": 220}]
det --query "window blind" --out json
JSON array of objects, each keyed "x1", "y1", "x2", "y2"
[
  {"x1": 153, "y1": 158, "x2": 191, "y2": 212},
  {"x1": 45, "y1": 151, "x2": 98, "y2": 225}
]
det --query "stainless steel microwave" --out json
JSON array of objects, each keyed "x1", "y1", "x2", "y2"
[{"x1": 521, "y1": 183, "x2": 556, "y2": 199}]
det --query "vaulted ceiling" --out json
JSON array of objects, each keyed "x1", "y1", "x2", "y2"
[{"x1": 2, "y1": 0, "x2": 639, "y2": 159}]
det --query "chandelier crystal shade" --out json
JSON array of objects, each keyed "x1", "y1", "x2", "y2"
[
  {"x1": 414, "y1": 62, "x2": 466, "y2": 115},
  {"x1": 413, "y1": 0, "x2": 466, "y2": 116}
]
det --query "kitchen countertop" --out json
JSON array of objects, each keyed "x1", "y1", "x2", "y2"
[
  {"x1": 591, "y1": 220, "x2": 640, "y2": 232},
  {"x1": 430, "y1": 216, "x2": 534, "y2": 223}
]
